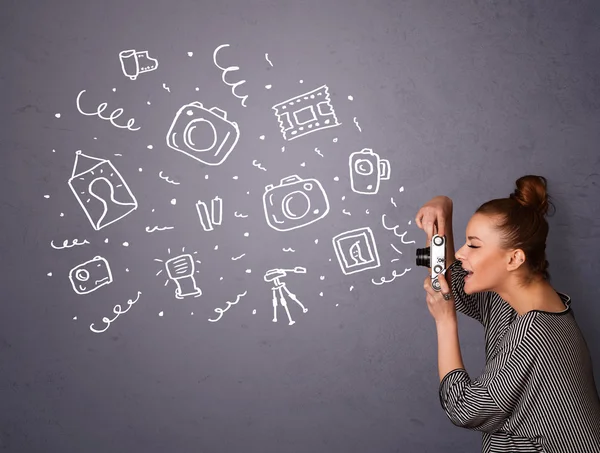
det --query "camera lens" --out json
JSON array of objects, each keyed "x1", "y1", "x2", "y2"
[{"x1": 416, "y1": 247, "x2": 431, "y2": 267}]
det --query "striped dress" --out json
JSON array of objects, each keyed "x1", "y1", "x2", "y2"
[{"x1": 439, "y1": 260, "x2": 600, "y2": 452}]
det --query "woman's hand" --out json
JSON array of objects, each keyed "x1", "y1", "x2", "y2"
[
  {"x1": 415, "y1": 195, "x2": 453, "y2": 244},
  {"x1": 423, "y1": 272, "x2": 456, "y2": 323}
]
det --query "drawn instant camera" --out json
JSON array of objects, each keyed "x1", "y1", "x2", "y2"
[
  {"x1": 415, "y1": 234, "x2": 446, "y2": 292},
  {"x1": 166, "y1": 102, "x2": 240, "y2": 166},
  {"x1": 69, "y1": 256, "x2": 113, "y2": 295},
  {"x1": 263, "y1": 175, "x2": 330, "y2": 231}
]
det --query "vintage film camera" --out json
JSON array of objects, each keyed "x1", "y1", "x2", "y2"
[{"x1": 415, "y1": 234, "x2": 446, "y2": 292}]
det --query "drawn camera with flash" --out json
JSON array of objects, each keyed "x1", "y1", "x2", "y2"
[
  {"x1": 263, "y1": 175, "x2": 330, "y2": 231},
  {"x1": 416, "y1": 234, "x2": 446, "y2": 292},
  {"x1": 166, "y1": 102, "x2": 240, "y2": 166},
  {"x1": 165, "y1": 254, "x2": 202, "y2": 299}
]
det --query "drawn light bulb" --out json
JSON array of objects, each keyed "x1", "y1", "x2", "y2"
[{"x1": 165, "y1": 253, "x2": 202, "y2": 299}]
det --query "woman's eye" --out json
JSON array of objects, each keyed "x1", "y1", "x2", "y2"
[{"x1": 467, "y1": 245, "x2": 479, "y2": 249}]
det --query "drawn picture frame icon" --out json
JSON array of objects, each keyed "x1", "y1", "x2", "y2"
[
  {"x1": 166, "y1": 102, "x2": 240, "y2": 166},
  {"x1": 263, "y1": 175, "x2": 330, "y2": 231},
  {"x1": 69, "y1": 256, "x2": 113, "y2": 295},
  {"x1": 332, "y1": 227, "x2": 381, "y2": 275}
]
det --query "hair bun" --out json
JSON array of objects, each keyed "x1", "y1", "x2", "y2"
[{"x1": 509, "y1": 175, "x2": 554, "y2": 216}]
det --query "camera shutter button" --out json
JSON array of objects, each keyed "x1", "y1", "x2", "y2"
[{"x1": 303, "y1": 182, "x2": 313, "y2": 191}]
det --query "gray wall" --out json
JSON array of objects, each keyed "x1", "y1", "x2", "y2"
[{"x1": 2, "y1": 1, "x2": 599, "y2": 452}]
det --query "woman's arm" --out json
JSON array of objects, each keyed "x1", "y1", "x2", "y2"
[{"x1": 436, "y1": 316, "x2": 465, "y2": 383}]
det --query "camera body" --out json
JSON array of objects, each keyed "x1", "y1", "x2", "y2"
[
  {"x1": 415, "y1": 234, "x2": 446, "y2": 292},
  {"x1": 263, "y1": 175, "x2": 330, "y2": 231},
  {"x1": 349, "y1": 148, "x2": 391, "y2": 195}
]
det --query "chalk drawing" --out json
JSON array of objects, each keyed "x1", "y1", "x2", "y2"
[
  {"x1": 382, "y1": 214, "x2": 416, "y2": 244},
  {"x1": 51, "y1": 238, "x2": 89, "y2": 249},
  {"x1": 76, "y1": 90, "x2": 140, "y2": 131},
  {"x1": 158, "y1": 171, "x2": 180, "y2": 185},
  {"x1": 371, "y1": 268, "x2": 411, "y2": 286},
  {"x1": 332, "y1": 227, "x2": 380, "y2": 275},
  {"x1": 119, "y1": 49, "x2": 158, "y2": 80},
  {"x1": 349, "y1": 149, "x2": 391, "y2": 195},
  {"x1": 208, "y1": 291, "x2": 248, "y2": 322},
  {"x1": 264, "y1": 267, "x2": 308, "y2": 325},
  {"x1": 155, "y1": 248, "x2": 202, "y2": 299},
  {"x1": 90, "y1": 291, "x2": 141, "y2": 333},
  {"x1": 69, "y1": 256, "x2": 113, "y2": 295},
  {"x1": 213, "y1": 44, "x2": 248, "y2": 107},
  {"x1": 196, "y1": 196, "x2": 223, "y2": 231}
]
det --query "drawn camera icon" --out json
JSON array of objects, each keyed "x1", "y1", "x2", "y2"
[
  {"x1": 263, "y1": 175, "x2": 330, "y2": 231},
  {"x1": 349, "y1": 148, "x2": 391, "y2": 195},
  {"x1": 415, "y1": 234, "x2": 446, "y2": 292},
  {"x1": 69, "y1": 256, "x2": 113, "y2": 295},
  {"x1": 166, "y1": 102, "x2": 240, "y2": 166}
]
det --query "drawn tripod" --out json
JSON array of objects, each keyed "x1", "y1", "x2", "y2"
[{"x1": 264, "y1": 266, "x2": 308, "y2": 325}]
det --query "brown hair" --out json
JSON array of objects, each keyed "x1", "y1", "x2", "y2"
[{"x1": 475, "y1": 175, "x2": 556, "y2": 285}]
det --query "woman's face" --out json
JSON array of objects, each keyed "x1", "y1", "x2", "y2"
[{"x1": 455, "y1": 213, "x2": 517, "y2": 294}]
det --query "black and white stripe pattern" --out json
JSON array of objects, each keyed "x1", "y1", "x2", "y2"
[{"x1": 438, "y1": 259, "x2": 600, "y2": 452}]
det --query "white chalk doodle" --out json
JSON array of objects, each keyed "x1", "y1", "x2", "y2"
[
  {"x1": 155, "y1": 249, "x2": 202, "y2": 299},
  {"x1": 162, "y1": 83, "x2": 170, "y2": 92},
  {"x1": 213, "y1": 44, "x2": 248, "y2": 107},
  {"x1": 234, "y1": 211, "x2": 248, "y2": 218},
  {"x1": 158, "y1": 171, "x2": 180, "y2": 185},
  {"x1": 252, "y1": 160, "x2": 267, "y2": 171},
  {"x1": 265, "y1": 53, "x2": 273, "y2": 67},
  {"x1": 208, "y1": 291, "x2": 248, "y2": 322},
  {"x1": 145, "y1": 225, "x2": 174, "y2": 233},
  {"x1": 166, "y1": 102, "x2": 240, "y2": 166},
  {"x1": 342, "y1": 209, "x2": 351, "y2": 216},
  {"x1": 272, "y1": 85, "x2": 341, "y2": 141},
  {"x1": 196, "y1": 196, "x2": 223, "y2": 231},
  {"x1": 314, "y1": 148, "x2": 323, "y2": 157},
  {"x1": 263, "y1": 175, "x2": 330, "y2": 232},
  {"x1": 372, "y1": 268, "x2": 411, "y2": 286},
  {"x1": 50, "y1": 238, "x2": 89, "y2": 249},
  {"x1": 353, "y1": 117, "x2": 362, "y2": 132},
  {"x1": 119, "y1": 49, "x2": 158, "y2": 80},
  {"x1": 349, "y1": 149, "x2": 391, "y2": 195},
  {"x1": 231, "y1": 253, "x2": 246, "y2": 261},
  {"x1": 69, "y1": 256, "x2": 113, "y2": 295},
  {"x1": 382, "y1": 214, "x2": 416, "y2": 243},
  {"x1": 76, "y1": 90, "x2": 140, "y2": 131},
  {"x1": 264, "y1": 267, "x2": 308, "y2": 325},
  {"x1": 332, "y1": 227, "x2": 381, "y2": 275},
  {"x1": 90, "y1": 291, "x2": 142, "y2": 334},
  {"x1": 390, "y1": 243, "x2": 403, "y2": 255},
  {"x1": 282, "y1": 247, "x2": 295, "y2": 252},
  {"x1": 68, "y1": 151, "x2": 138, "y2": 231},
  {"x1": 391, "y1": 198, "x2": 397, "y2": 208}
]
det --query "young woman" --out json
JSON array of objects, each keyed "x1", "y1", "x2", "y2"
[{"x1": 415, "y1": 175, "x2": 600, "y2": 452}]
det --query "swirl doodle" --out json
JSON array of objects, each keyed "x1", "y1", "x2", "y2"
[
  {"x1": 381, "y1": 214, "x2": 416, "y2": 244},
  {"x1": 158, "y1": 171, "x2": 180, "y2": 185},
  {"x1": 50, "y1": 238, "x2": 90, "y2": 250},
  {"x1": 234, "y1": 211, "x2": 248, "y2": 218},
  {"x1": 213, "y1": 44, "x2": 248, "y2": 107},
  {"x1": 265, "y1": 53, "x2": 273, "y2": 67},
  {"x1": 252, "y1": 160, "x2": 267, "y2": 171},
  {"x1": 145, "y1": 226, "x2": 174, "y2": 233},
  {"x1": 282, "y1": 248, "x2": 295, "y2": 252},
  {"x1": 353, "y1": 117, "x2": 362, "y2": 132},
  {"x1": 89, "y1": 291, "x2": 141, "y2": 333},
  {"x1": 208, "y1": 291, "x2": 248, "y2": 322},
  {"x1": 76, "y1": 90, "x2": 140, "y2": 131},
  {"x1": 371, "y1": 268, "x2": 411, "y2": 286},
  {"x1": 314, "y1": 148, "x2": 324, "y2": 157},
  {"x1": 342, "y1": 209, "x2": 351, "y2": 216},
  {"x1": 231, "y1": 253, "x2": 246, "y2": 261},
  {"x1": 391, "y1": 198, "x2": 397, "y2": 208}
]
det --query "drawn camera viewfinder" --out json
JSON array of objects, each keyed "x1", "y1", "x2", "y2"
[
  {"x1": 332, "y1": 227, "x2": 381, "y2": 275},
  {"x1": 263, "y1": 175, "x2": 330, "y2": 231},
  {"x1": 166, "y1": 102, "x2": 240, "y2": 166},
  {"x1": 69, "y1": 256, "x2": 113, "y2": 295}
]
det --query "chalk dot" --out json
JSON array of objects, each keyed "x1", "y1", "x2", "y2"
[
  {"x1": 123, "y1": 242, "x2": 129, "y2": 247},
  {"x1": 205, "y1": 175, "x2": 209, "y2": 179},
  {"x1": 52, "y1": 149, "x2": 56, "y2": 153},
  {"x1": 341, "y1": 196, "x2": 346, "y2": 201},
  {"x1": 350, "y1": 286, "x2": 354, "y2": 291},
  {"x1": 138, "y1": 168, "x2": 142, "y2": 172},
  {"x1": 60, "y1": 213, "x2": 64, "y2": 217},
  {"x1": 44, "y1": 194, "x2": 50, "y2": 199},
  {"x1": 147, "y1": 145, "x2": 153, "y2": 149},
  {"x1": 399, "y1": 186, "x2": 404, "y2": 192},
  {"x1": 171, "y1": 199, "x2": 176, "y2": 205},
  {"x1": 314, "y1": 239, "x2": 319, "y2": 244},
  {"x1": 300, "y1": 162, "x2": 306, "y2": 167},
  {"x1": 244, "y1": 232, "x2": 249, "y2": 237},
  {"x1": 233, "y1": 176, "x2": 238, "y2": 180},
  {"x1": 47, "y1": 272, "x2": 52, "y2": 277},
  {"x1": 265, "y1": 84, "x2": 272, "y2": 89},
  {"x1": 104, "y1": 238, "x2": 109, "y2": 243},
  {"x1": 336, "y1": 303, "x2": 339, "y2": 307},
  {"x1": 246, "y1": 191, "x2": 250, "y2": 195},
  {"x1": 159, "y1": 311, "x2": 164, "y2": 317},
  {"x1": 333, "y1": 176, "x2": 339, "y2": 181},
  {"x1": 55, "y1": 113, "x2": 61, "y2": 118},
  {"x1": 320, "y1": 276, "x2": 325, "y2": 280},
  {"x1": 191, "y1": 312, "x2": 194, "y2": 315},
  {"x1": 246, "y1": 269, "x2": 251, "y2": 273},
  {"x1": 259, "y1": 135, "x2": 265, "y2": 140},
  {"x1": 333, "y1": 138, "x2": 338, "y2": 143},
  {"x1": 93, "y1": 137, "x2": 97, "y2": 140},
  {"x1": 112, "y1": 88, "x2": 116, "y2": 92},
  {"x1": 73, "y1": 316, "x2": 77, "y2": 320},
  {"x1": 152, "y1": 209, "x2": 155, "y2": 213},
  {"x1": 348, "y1": 95, "x2": 354, "y2": 101},
  {"x1": 319, "y1": 292, "x2": 323, "y2": 297},
  {"x1": 125, "y1": 268, "x2": 129, "y2": 272},
  {"x1": 299, "y1": 80, "x2": 303, "y2": 83},
  {"x1": 195, "y1": 87, "x2": 199, "y2": 91},
  {"x1": 408, "y1": 220, "x2": 412, "y2": 225},
  {"x1": 187, "y1": 51, "x2": 194, "y2": 57},
  {"x1": 329, "y1": 258, "x2": 332, "y2": 261},
  {"x1": 147, "y1": 101, "x2": 151, "y2": 105},
  {"x1": 366, "y1": 209, "x2": 369, "y2": 214},
  {"x1": 252, "y1": 309, "x2": 256, "y2": 314},
  {"x1": 214, "y1": 245, "x2": 219, "y2": 250},
  {"x1": 220, "y1": 277, "x2": 224, "y2": 281}
]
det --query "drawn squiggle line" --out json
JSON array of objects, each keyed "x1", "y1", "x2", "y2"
[
  {"x1": 208, "y1": 290, "x2": 248, "y2": 322},
  {"x1": 391, "y1": 258, "x2": 400, "y2": 262},
  {"x1": 342, "y1": 209, "x2": 351, "y2": 216},
  {"x1": 382, "y1": 214, "x2": 416, "y2": 243},
  {"x1": 158, "y1": 171, "x2": 180, "y2": 185},
  {"x1": 213, "y1": 44, "x2": 248, "y2": 107},
  {"x1": 353, "y1": 117, "x2": 362, "y2": 132},
  {"x1": 252, "y1": 160, "x2": 267, "y2": 171},
  {"x1": 90, "y1": 291, "x2": 141, "y2": 333},
  {"x1": 314, "y1": 148, "x2": 323, "y2": 157},
  {"x1": 231, "y1": 253, "x2": 246, "y2": 261},
  {"x1": 51, "y1": 238, "x2": 90, "y2": 249},
  {"x1": 390, "y1": 244, "x2": 403, "y2": 255},
  {"x1": 76, "y1": 90, "x2": 140, "y2": 131},
  {"x1": 265, "y1": 53, "x2": 273, "y2": 67},
  {"x1": 371, "y1": 268, "x2": 411, "y2": 286},
  {"x1": 391, "y1": 198, "x2": 397, "y2": 208},
  {"x1": 145, "y1": 225, "x2": 174, "y2": 233},
  {"x1": 234, "y1": 211, "x2": 248, "y2": 218},
  {"x1": 162, "y1": 83, "x2": 170, "y2": 92},
  {"x1": 282, "y1": 247, "x2": 295, "y2": 252}
]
